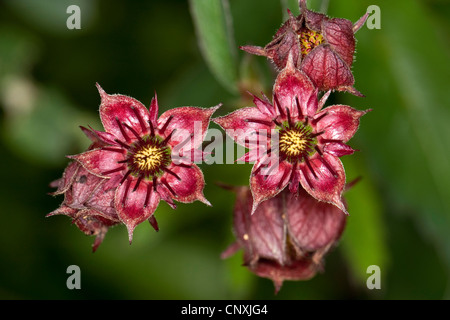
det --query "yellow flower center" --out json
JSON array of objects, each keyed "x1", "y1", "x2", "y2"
[
  {"x1": 278, "y1": 123, "x2": 317, "y2": 163},
  {"x1": 299, "y1": 29, "x2": 324, "y2": 56},
  {"x1": 132, "y1": 144, "x2": 168, "y2": 173}
]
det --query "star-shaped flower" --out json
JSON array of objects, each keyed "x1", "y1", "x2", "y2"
[
  {"x1": 214, "y1": 56, "x2": 369, "y2": 214},
  {"x1": 68, "y1": 84, "x2": 220, "y2": 242}
]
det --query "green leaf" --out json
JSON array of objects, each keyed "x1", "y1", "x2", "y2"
[{"x1": 189, "y1": 0, "x2": 239, "y2": 94}]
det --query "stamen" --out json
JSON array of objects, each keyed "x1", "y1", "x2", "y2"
[
  {"x1": 311, "y1": 112, "x2": 328, "y2": 125},
  {"x1": 295, "y1": 96, "x2": 303, "y2": 119},
  {"x1": 285, "y1": 107, "x2": 292, "y2": 127},
  {"x1": 321, "y1": 138, "x2": 343, "y2": 144},
  {"x1": 114, "y1": 139, "x2": 130, "y2": 150},
  {"x1": 304, "y1": 157, "x2": 318, "y2": 179},
  {"x1": 133, "y1": 175, "x2": 143, "y2": 192},
  {"x1": 148, "y1": 120, "x2": 155, "y2": 137},
  {"x1": 144, "y1": 183, "x2": 152, "y2": 208},
  {"x1": 162, "y1": 167, "x2": 181, "y2": 180},
  {"x1": 152, "y1": 176, "x2": 158, "y2": 191},
  {"x1": 273, "y1": 93, "x2": 285, "y2": 117},
  {"x1": 162, "y1": 179, "x2": 177, "y2": 197},
  {"x1": 310, "y1": 130, "x2": 325, "y2": 138},
  {"x1": 300, "y1": 166, "x2": 314, "y2": 190},
  {"x1": 319, "y1": 156, "x2": 338, "y2": 178},
  {"x1": 131, "y1": 106, "x2": 147, "y2": 134},
  {"x1": 272, "y1": 118, "x2": 282, "y2": 126},
  {"x1": 121, "y1": 177, "x2": 132, "y2": 206},
  {"x1": 304, "y1": 116, "x2": 309, "y2": 126},
  {"x1": 160, "y1": 115, "x2": 174, "y2": 134},
  {"x1": 117, "y1": 159, "x2": 128, "y2": 164},
  {"x1": 314, "y1": 145, "x2": 323, "y2": 156},
  {"x1": 102, "y1": 147, "x2": 125, "y2": 154},
  {"x1": 116, "y1": 117, "x2": 131, "y2": 143},
  {"x1": 161, "y1": 129, "x2": 176, "y2": 145},
  {"x1": 245, "y1": 118, "x2": 273, "y2": 126},
  {"x1": 119, "y1": 170, "x2": 132, "y2": 185},
  {"x1": 175, "y1": 163, "x2": 192, "y2": 169},
  {"x1": 123, "y1": 122, "x2": 143, "y2": 142},
  {"x1": 101, "y1": 166, "x2": 125, "y2": 176}
]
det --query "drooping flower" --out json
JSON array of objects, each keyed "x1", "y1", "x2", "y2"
[
  {"x1": 48, "y1": 128, "x2": 122, "y2": 252},
  {"x1": 67, "y1": 84, "x2": 220, "y2": 242},
  {"x1": 214, "y1": 55, "x2": 369, "y2": 214},
  {"x1": 240, "y1": 0, "x2": 368, "y2": 96},
  {"x1": 221, "y1": 186, "x2": 347, "y2": 293}
]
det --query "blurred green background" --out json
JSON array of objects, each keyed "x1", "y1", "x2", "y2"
[{"x1": 1, "y1": 0, "x2": 449, "y2": 299}]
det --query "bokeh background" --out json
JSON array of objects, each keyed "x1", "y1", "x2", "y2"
[{"x1": 1, "y1": 0, "x2": 449, "y2": 299}]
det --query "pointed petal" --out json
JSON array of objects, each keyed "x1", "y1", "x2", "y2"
[
  {"x1": 68, "y1": 148, "x2": 126, "y2": 178},
  {"x1": 273, "y1": 63, "x2": 317, "y2": 119},
  {"x1": 315, "y1": 105, "x2": 369, "y2": 143},
  {"x1": 301, "y1": 0, "x2": 327, "y2": 32},
  {"x1": 301, "y1": 45, "x2": 355, "y2": 93},
  {"x1": 323, "y1": 18, "x2": 356, "y2": 67},
  {"x1": 148, "y1": 92, "x2": 159, "y2": 123},
  {"x1": 214, "y1": 107, "x2": 274, "y2": 148},
  {"x1": 353, "y1": 13, "x2": 369, "y2": 33},
  {"x1": 96, "y1": 83, "x2": 150, "y2": 141},
  {"x1": 115, "y1": 179, "x2": 160, "y2": 243},
  {"x1": 248, "y1": 92, "x2": 276, "y2": 117},
  {"x1": 240, "y1": 45, "x2": 267, "y2": 57},
  {"x1": 323, "y1": 142, "x2": 356, "y2": 157},
  {"x1": 163, "y1": 164, "x2": 210, "y2": 205},
  {"x1": 250, "y1": 159, "x2": 292, "y2": 214},
  {"x1": 286, "y1": 188, "x2": 347, "y2": 252},
  {"x1": 49, "y1": 161, "x2": 79, "y2": 195},
  {"x1": 231, "y1": 186, "x2": 286, "y2": 266},
  {"x1": 158, "y1": 105, "x2": 220, "y2": 150},
  {"x1": 298, "y1": 154, "x2": 347, "y2": 214},
  {"x1": 148, "y1": 215, "x2": 159, "y2": 232}
]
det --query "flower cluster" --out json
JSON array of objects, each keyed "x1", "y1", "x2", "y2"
[
  {"x1": 48, "y1": 0, "x2": 369, "y2": 293},
  {"x1": 216, "y1": 0, "x2": 369, "y2": 290},
  {"x1": 49, "y1": 84, "x2": 219, "y2": 249}
]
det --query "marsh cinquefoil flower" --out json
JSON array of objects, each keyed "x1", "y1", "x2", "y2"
[
  {"x1": 48, "y1": 127, "x2": 123, "y2": 252},
  {"x1": 221, "y1": 186, "x2": 347, "y2": 293},
  {"x1": 67, "y1": 84, "x2": 220, "y2": 242},
  {"x1": 214, "y1": 56, "x2": 369, "y2": 214},
  {"x1": 240, "y1": 0, "x2": 368, "y2": 96}
]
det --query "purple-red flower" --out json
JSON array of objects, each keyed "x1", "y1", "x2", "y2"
[
  {"x1": 214, "y1": 56, "x2": 369, "y2": 214},
  {"x1": 221, "y1": 186, "x2": 347, "y2": 293},
  {"x1": 66, "y1": 84, "x2": 220, "y2": 242},
  {"x1": 240, "y1": 0, "x2": 368, "y2": 96},
  {"x1": 48, "y1": 128, "x2": 123, "y2": 251}
]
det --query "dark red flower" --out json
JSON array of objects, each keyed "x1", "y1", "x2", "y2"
[
  {"x1": 240, "y1": 0, "x2": 368, "y2": 96},
  {"x1": 48, "y1": 128, "x2": 122, "y2": 252},
  {"x1": 214, "y1": 55, "x2": 369, "y2": 214},
  {"x1": 67, "y1": 84, "x2": 220, "y2": 242},
  {"x1": 221, "y1": 186, "x2": 347, "y2": 293}
]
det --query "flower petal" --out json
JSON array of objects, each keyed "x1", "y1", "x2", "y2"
[
  {"x1": 158, "y1": 105, "x2": 220, "y2": 150},
  {"x1": 322, "y1": 18, "x2": 355, "y2": 67},
  {"x1": 163, "y1": 163, "x2": 210, "y2": 205},
  {"x1": 315, "y1": 105, "x2": 369, "y2": 143},
  {"x1": 250, "y1": 159, "x2": 292, "y2": 214},
  {"x1": 49, "y1": 161, "x2": 79, "y2": 195},
  {"x1": 214, "y1": 107, "x2": 274, "y2": 148},
  {"x1": 323, "y1": 141, "x2": 356, "y2": 157},
  {"x1": 68, "y1": 148, "x2": 126, "y2": 178},
  {"x1": 298, "y1": 153, "x2": 347, "y2": 214},
  {"x1": 96, "y1": 83, "x2": 150, "y2": 142},
  {"x1": 115, "y1": 178, "x2": 160, "y2": 243},
  {"x1": 286, "y1": 188, "x2": 347, "y2": 252},
  {"x1": 301, "y1": 44, "x2": 355, "y2": 93},
  {"x1": 231, "y1": 186, "x2": 287, "y2": 266},
  {"x1": 273, "y1": 60, "x2": 317, "y2": 119}
]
